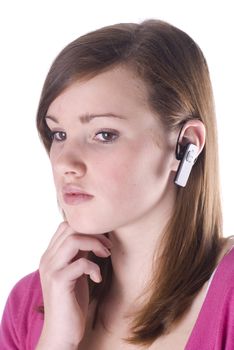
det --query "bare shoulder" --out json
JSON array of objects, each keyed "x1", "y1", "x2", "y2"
[{"x1": 219, "y1": 235, "x2": 234, "y2": 262}]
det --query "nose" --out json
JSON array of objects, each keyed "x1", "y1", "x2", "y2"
[{"x1": 52, "y1": 143, "x2": 87, "y2": 178}]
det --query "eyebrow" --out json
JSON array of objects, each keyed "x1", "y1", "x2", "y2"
[{"x1": 45, "y1": 113, "x2": 126, "y2": 124}]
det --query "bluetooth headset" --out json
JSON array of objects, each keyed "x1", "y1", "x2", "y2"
[{"x1": 174, "y1": 124, "x2": 199, "y2": 187}]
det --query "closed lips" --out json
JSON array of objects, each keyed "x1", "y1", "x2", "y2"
[
  {"x1": 62, "y1": 185, "x2": 94, "y2": 205},
  {"x1": 62, "y1": 185, "x2": 93, "y2": 196}
]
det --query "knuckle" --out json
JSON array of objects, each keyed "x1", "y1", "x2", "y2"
[
  {"x1": 79, "y1": 257, "x2": 100, "y2": 273},
  {"x1": 64, "y1": 235, "x2": 80, "y2": 253},
  {"x1": 58, "y1": 221, "x2": 68, "y2": 231},
  {"x1": 41, "y1": 268, "x2": 61, "y2": 285},
  {"x1": 65, "y1": 233, "x2": 79, "y2": 245},
  {"x1": 77, "y1": 257, "x2": 89, "y2": 269},
  {"x1": 39, "y1": 251, "x2": 48, "y2": 268},
  {"x1": 94, "y1": 263, "x2": 101, "y2": 274}
]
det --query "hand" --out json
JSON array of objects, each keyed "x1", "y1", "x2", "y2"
[{"x1": 35, "y1": 221, "x2": 112, "y2": 349}]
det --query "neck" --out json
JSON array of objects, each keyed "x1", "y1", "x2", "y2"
[{"x1": 107, "y1": 187, "x2": 176, "y2": 307}]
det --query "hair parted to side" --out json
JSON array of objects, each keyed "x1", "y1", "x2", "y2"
[{"x1": 36, "y1": 19, "x2": 225, "y2": 347}]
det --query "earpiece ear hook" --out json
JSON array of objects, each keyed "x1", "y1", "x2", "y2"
[{"x1": 175, "y1": 123, "x2": 187, "y2": 160}]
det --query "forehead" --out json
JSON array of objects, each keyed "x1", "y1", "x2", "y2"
[{"x1": 47, "y1": 65, "x2": 153, "y2": 121}]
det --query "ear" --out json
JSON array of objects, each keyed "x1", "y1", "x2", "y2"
[{"x1": 171, "y1": 119, "x2": 206, "y2": 172}]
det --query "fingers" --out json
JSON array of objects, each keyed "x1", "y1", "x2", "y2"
[
  {"x1": 54, "y1": 257, "x2": 103, "y2": 286},
  {"x1": 47, "y1": 221, "x2": 112, "y2": 257},
  {"x1": 47, "y1": 234, "x2": 111, "y2": 270},
  {"x1": 47, "y1": 221, "x2": 73, "y2": 251},
  {"x1": 37, "y1": 221, "x2": 111, "y2": 347},
  {"x1": 87, "y1": 233, "x2": 113, "y2": 249},
  {"x1": 39, "y1": 221, "x2": 112, "y2": 287}
]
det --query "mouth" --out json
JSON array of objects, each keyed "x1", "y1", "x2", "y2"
[{"x1": 62, "y1": 185, "x2": 94, "y2": 205}]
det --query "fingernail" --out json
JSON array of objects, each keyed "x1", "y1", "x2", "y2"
[
  {"x1": 96, "y1": 275, "x2": 102, "y2": 283},
  {"x1": 91, "y1": 273, "x2": 102, "y2": 283},
  {"x1": 103, "y1": 247, "x2": 111, "y2": 256}
]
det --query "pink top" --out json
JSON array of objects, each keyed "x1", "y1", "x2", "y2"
[{"x1": 1, "y1": 247, "x2": 234, "y2": 349}]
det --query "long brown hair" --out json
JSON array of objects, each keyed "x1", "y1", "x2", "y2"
[{"x1": 36, "y1": 19, "x2": 225, "y2": 346}]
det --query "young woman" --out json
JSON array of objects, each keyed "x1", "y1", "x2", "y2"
[{"x1": 1, "y1": 19, "x2": 234, "y2": 350}]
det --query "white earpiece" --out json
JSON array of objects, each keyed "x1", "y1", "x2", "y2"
[{"x1": 174, "y1": 143, "x2": 199, "y2": 187}]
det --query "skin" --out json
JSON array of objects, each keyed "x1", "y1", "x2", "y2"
[{"x1": 36, "y1": 65, "x2": 206, "y2": 349}]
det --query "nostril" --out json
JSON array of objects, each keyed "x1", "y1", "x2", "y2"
[
  {"x1": 52, "y1": 154, "x2": 87, "y2": 177},
  {"x1": 65, "y1": 170, "x2": 77, "y2": 175},
  {"x1": 63, "y1": 163, "x2": 87, "y2": 177}
]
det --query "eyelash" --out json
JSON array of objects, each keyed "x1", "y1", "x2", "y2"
[
  {"x1": 95, "y1": 129, "x2": 119, "y2": 143},
  {"x1": 49, "y1": 131, "x2": 66, "y2": 142},
  {"x1": 48, "y1": 129, "x2": 119, "y2": 144}
]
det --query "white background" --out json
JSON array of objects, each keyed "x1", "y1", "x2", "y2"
[{"x1": 0, "y1": 0, "x2": 233, "y2": 316}]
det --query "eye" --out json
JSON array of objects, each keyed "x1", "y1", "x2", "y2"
[
  {"x1": 50, "y1": 131, "x2": 67, "y2": 142},
  {"x1": 95, "y1": 130, "x2": 119, "y2": 143}
]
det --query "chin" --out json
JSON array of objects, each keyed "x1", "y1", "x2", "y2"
[{"x1": 64, "y1": 212, "x2": 112, "y2": 235}]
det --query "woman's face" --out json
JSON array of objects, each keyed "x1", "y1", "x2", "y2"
[{"x1": 46, "y1": 65, "x2": 178, "y2": 234}]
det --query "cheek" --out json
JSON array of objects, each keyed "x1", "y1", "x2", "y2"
[
  {"x1": 103, "y1": 143, "x2": 171, "y2": 200},
  {"x1": 96, "y1": 143, "x2": 154, "y2": 198},
  {"x1": 95, "y1": 156, "x2": 132, "y2": 194},
  {"x1": 50, "y1": 161, "x2": 59, "y2": 186},
  {"x1": 49, "y1": 147, "x2": 65, "y2": 184}
]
